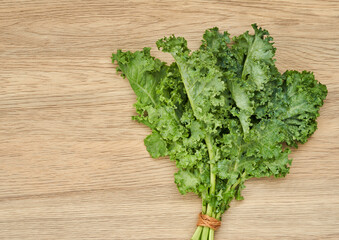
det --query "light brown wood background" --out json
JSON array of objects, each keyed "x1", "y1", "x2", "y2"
[{"x1": 0, "y1": 0, "x2": 338, "y2": 239}]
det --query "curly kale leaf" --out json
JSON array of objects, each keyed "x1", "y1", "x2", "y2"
[
  {"x1": 112, "y1": 47, "x2": 166, "y2": 106},
  {"x1": 113, "y1": 46, "x2": 210, "y2": 198},
  {"x1": 266, "y1": 70, "x2": 328, "y2": 146},
  {"x1": 156, "y1": 36, "x2": 227, "y2": 131},
  {"x1": 113, "y1": 48, "x2": 184, "y2": 157},
  {"x1": 234, "y1": 24, "x2": 277, "y2": 135}
]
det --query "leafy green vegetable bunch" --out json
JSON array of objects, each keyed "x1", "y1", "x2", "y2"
[{"x1": 112, "y1": 24, "x2": 327, "y2": 240}]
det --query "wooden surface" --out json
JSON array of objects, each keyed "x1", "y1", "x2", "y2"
[{"x1": 0, "y1": 0, "x2": 338, "y2": 239}]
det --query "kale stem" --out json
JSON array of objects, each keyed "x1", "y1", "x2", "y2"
[
  {"x1": 205, "y1": 135, "x2": 216, "y2": 194},
  {"x1": 201, "y1": 227, "x2": 209, "y2": 240},
  {"x1": 191, "y1": 226, "x2": 203, "y2": 240},
  {"x1": 201, "y1": 204, "x2": 212, "y2": 238},
  {"x1": 202, "y1": 200, "x2": 207, "y2": 214},
  {"x1": 209, "y1": 228, "x2": 215, "y2": 240},
  {"x1": 201, "y1": 134, "x2": 216, "y2": 240}
]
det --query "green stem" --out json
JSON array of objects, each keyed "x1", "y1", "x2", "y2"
[
  {"x1": 191, "y1": 200, "x2": 208, "y2": 240},
  {"x1": 201, "y1": 208, "x2": 211, "y2": 239},
  {"x1": 192, "y1": 170, "x2": 246, "y2": 240},
  {"x1": 209, "y1": 228, "x2": 214, "y2": 240},
  {"x1": 200, "y1": 134, "x2": 216, "y2": 240},
  {"x1": 201, "y1": 228, "x2": 209, "y2": 240},
  {"x1": 216, "y1": 212, "x2": 221, "y2": 220},
  {"x1": 205, "y1": 135, "x2": 216, "y2": 195},
  {"x1": 231, "y1": 171, "x2": 247, "y2": 190},
  {"x1": 191, "y1": 226, "x2": 203, "y2": 240},
  {"x1": 202, "y1": 201, "x2": 207, "y2": 214}
]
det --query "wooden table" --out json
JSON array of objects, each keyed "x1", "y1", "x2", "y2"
[{"x1": 1, "y1": 1, "x2": 338, "y2": 239}]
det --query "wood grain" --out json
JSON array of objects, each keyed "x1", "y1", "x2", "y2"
[{"x1": 0, "y1": 0, "x2": 338, "y2": 239}]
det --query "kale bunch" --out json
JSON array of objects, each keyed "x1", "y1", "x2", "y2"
[{"x1": 112, "y1": 24, "x2": 327, "y2": 240}]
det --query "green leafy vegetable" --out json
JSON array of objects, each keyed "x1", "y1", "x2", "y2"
[{"x1": 112, "y1": 24, "x2": 327, "y2": 240}]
